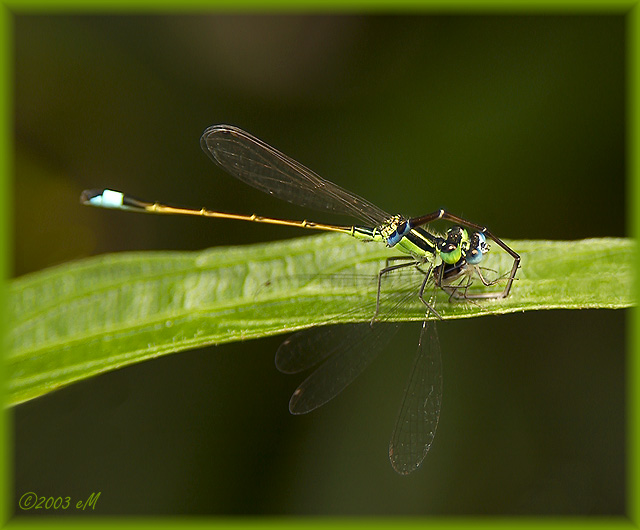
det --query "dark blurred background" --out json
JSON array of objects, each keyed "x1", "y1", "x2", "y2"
[{"x1": 13, "y1": 14, "x2": 625, "y2": 515}]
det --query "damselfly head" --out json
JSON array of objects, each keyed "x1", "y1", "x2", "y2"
[
  {"x1": 465, "y1": 232, "x2": 489, "y2": 265},
  {"x1": 438, "y1": 225, "x2": 468, "y2": 264}
]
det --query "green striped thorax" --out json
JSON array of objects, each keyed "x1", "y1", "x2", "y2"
[
  {"x1": 353, "y1": 215, "x2": 488, "y2": 269},
  {"x1": 387, "y1": 217, "x2": 489, "y2": 267}
]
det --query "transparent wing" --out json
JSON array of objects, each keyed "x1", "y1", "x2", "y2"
[
  {"x1": 200, "y1": 124, "x2": 391, "y2": 226},
  {"x1": 275, "y1": 265, "x2": 427, "y2": 414},
  {"x1": 389, "y1": 320, "x2": 443, "y2": 475},
  {"x1": 282, "y1": 321, "x2": 401, "y2": 414},
  {"x1": 276, "y1": 323, "x2": 356, "y2": 374}
]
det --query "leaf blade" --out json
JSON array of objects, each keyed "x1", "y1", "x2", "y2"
[{"x1": 7, "y1": 234, "x2": 634, "y2": 406}]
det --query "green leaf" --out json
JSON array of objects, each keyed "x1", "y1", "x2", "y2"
[{"x1": 7, "y1": 234, "x2": 634, "y2": 407}]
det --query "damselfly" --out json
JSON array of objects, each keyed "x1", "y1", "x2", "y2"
[{"x1": 81, "y1": 124, "x2": 520, "y2": 474}]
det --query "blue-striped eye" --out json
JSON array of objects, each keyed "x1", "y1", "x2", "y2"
[{"x1": 465, "y1": 232, "x2": 488, "y2": 265}]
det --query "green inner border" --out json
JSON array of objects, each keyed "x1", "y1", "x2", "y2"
[
  {"x1": 1, "y1": 2, "x2": 637, "y2": 527},
  {"x1": 628, "y1": 1, "x2": 639, "y2": 526}
]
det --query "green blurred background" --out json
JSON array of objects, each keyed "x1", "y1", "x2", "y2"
[{"x1": 13, "y1": 14, "x2": 625, "y2": 515}]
